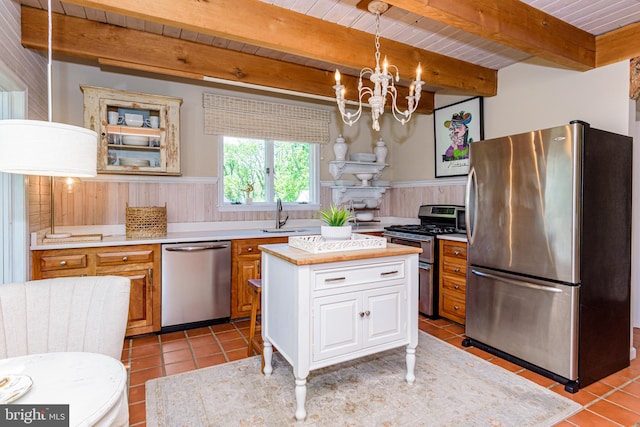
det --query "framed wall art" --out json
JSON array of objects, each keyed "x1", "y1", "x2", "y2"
[{"x1": 434, "y1": 96, "x2": 484, "y2": 178}]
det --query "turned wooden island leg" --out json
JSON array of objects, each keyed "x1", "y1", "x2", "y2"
[
  {"x1": 406, "y1": 345, "x2": 416, "y2": 384},
  {"x1": 263, "y1": 340, "x2": 273, "y2": 376},
  {"x1": 294, "y1": 377, "x2": 307, "y2": 421}
]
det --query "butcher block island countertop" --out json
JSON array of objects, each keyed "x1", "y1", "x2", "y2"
[
  {"x1": 258, "y1": 241, "x2": 421, "y2": 421},
  {"x1": 258, "y1": 241, "x2": 422, "y2": 265}
]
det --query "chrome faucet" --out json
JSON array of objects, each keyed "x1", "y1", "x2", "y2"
[{"x1": 276, "y1": 198, "x2": 288, "y2": 229}]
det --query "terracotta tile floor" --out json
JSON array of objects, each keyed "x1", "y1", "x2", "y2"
[{"x1": 122, "y1": 317, "x2": 640, "y2": 426}]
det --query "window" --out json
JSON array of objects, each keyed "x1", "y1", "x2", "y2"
[{"x1": 220, "y1": 136, "x2": 319, "y2": 207}]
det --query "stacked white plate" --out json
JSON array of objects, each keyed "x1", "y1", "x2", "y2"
[
  {"x1": 119, "y1": 158, "x2": 150, "y2": 167},
  {"x1": 122, "y1": 136, "x2": 149, "y2": 146}
]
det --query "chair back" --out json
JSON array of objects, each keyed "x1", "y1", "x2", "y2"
[{"x1": 0, "y1": 276, "x2": 130, "y2": 360}]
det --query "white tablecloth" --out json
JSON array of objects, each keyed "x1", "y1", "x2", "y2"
[{"x1": 0, "y1": 352, "x2": 128, "y2": 426}]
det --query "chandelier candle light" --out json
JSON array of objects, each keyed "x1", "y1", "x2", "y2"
[{"x1": 333, "y1": 0, "x2": 423, "y2": 131}]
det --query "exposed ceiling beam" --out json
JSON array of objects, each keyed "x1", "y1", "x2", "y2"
[
  {"x1": 56, "y1": 0, "x2": 498, "y2": 96},
  {"x1": 20, "y1": 7, "x2": 434, "y2": 114},
  {"x1": 596, "y1": 22, "x2": 640, "y2": 67},
  {"x1": 385, "y1": 0, "x2": 596, "y2": 71}
]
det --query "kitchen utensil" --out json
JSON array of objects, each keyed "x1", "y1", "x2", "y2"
[
  {"x1": 355, "y1": 212, "x2": 374, "y2": 221},
  {"x1": 119, "y1": 157, "x2": 150, "y2": 166},
  {"x1": 354, "y1": 173, "x2": 374, "y2": 186},
  {"x1": 349, "y1": 152, "x2": 376, "y2": 162},
  {"x1": 124, "y1": 113, "x2": 144, "y2": 127},
  {"x1": 122, "y1": 135, "x2": 149, "y2": 146},
  {"x1": 108, "y1": 112, "x2": 124, "y2": 125}
]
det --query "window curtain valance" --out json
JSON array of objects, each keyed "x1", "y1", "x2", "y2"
[{"x1": 203, "y1": 93, "x2": 330, "y2": 144}]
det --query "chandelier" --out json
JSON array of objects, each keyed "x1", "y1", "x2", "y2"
[{"x1": 333, "y1": 0, "x2": 423, "y2": 132}]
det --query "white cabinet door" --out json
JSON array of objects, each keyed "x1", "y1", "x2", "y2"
[
  {"x1": 313, "y1": 291, "x2": 362, "y2": 362},
  {"x1": 364, "y1": 285, "x2": 406, "y2": 347},
  {"x1": 312, "y1": 285, "x2": 407, "y2": 363}
]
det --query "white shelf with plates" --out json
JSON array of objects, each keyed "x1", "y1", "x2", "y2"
[
  {"x1": 329, "y1": 160, "x2": 389, "y2": 208},
  {"x1": 328, "y1": 161, "x2": 387, "y2": 181},
  {"x1": 81, "y1": 85, "x2": 183, "y2": 176}
]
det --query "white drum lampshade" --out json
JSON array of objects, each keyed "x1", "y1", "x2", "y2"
[{"x1": 0, "y1": 119, "x2": 97, "y2": 177}]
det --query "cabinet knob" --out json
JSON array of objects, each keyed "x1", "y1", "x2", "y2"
[
  {"x1": 122, "y1": 256, "x2": 128, "y2": 262},
  {"x1": 454, "y1": 305, "x2": 460, "y2": 310},
  {"x1": 359, "y1": 311, "x2": 366, "y2": 317},
  {"x1": 248, "y1": 247, "x2": 253, "y2": 252},
  {"x1": 59, "y1": 260, "x2": 67, "y2": 266},
  {"x1": 454, "y1": 267, "x2": 460, "y2": 272},
  {"x1": 454, "y1": 285, "x2": 460, "y2": 290},
  {"x1": 365, "y1": 310, "x2": 370, "y2": 317},
  {"x1": 454, "y1": 250, "x2": 460, "y2": 255}
]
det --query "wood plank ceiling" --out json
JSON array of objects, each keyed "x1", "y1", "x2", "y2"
[{"x1": 17, "y1": 0, "x2": 640, "y2": 114}]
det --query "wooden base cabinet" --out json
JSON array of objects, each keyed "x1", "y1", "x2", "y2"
[
  {"x1": 32, "y1": 244, "x2": 161, "y2": 337},
  {"x1": 230, "y1": 237, "x2": 287, "y2": 319},
  {"x1": 438, "y1": 239, "x2": 468, "y2": 325}
]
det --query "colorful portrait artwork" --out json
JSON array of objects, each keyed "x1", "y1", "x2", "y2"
[
  {"x1": 443, "y1": 111, "x2": 473, "y2": 162},
  {"x1": 434, "y1": 97, "x2": 484, "y2": 178}
]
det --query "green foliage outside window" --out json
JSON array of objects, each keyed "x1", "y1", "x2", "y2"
[{"x1": 223, "y1": 137, "x2": 311, "y2": 204}]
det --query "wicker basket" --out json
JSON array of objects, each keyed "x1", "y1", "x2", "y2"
[{"x1": 126, "y1": 203, "x2": 167, "y2": 238}]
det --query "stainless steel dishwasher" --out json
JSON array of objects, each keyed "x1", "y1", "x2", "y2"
[{"x1": 161, "y1": 241, "x2": 231, "y2": 332}]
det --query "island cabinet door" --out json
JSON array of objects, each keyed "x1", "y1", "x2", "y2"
[
  {"x1": 363, "y1": 284, "x2": 407, "y2": 347},
  {"x1": 312, "y1": 291, "x2": 363, "y2": 362}
]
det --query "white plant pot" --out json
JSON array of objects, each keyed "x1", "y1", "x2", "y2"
[{"x1": 321, "y1": 225, "x2": 352, "y2": 241}]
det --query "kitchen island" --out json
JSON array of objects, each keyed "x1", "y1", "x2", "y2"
[{"x1": 258, "y1": 242, "x2": 421, "y2": 421}]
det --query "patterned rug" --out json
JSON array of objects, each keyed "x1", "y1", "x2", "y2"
[{"x1": 146, "y1": 331, "x2": 581, "y2": 426}]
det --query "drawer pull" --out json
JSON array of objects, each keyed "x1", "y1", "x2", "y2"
[
  {"x1": 122, "y1": 256, "x2": 128, "y2": 262},
  {"x1": 454, "y1": 305, "x2": 460, "y2": 310},
  {"x1": 453, "y1": 250, "x2": 460, "y2": 255},
  {"x1": 59, "y1": 261, "x2": 67, "y2": 266},
  {"x1": 454, "y1": 285, "x2": 460, "y2": 290},
  {"x1": 247, "y1": 247, "x2": 253, "y2": 252},
  {"x1": 454, "y1": 267, "x2": 460, "y2": 272},
  {"x1": 380, "y1": 270, "x2": 399, "y2": 276},
  {"x1": 325, "y1": 277, "x2": 346, "y2": 283}
]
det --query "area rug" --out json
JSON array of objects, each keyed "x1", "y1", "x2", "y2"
[{"x1": 146, "y1": 331, "x2": 581, "y2": 426}]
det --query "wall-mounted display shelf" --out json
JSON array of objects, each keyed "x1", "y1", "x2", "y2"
[{"x1": 81, "y1": 85, "x2": 183, "y2": 176}]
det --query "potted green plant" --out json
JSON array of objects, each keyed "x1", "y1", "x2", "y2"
[{"x1": 319, "y1": 204, "x2": 353, "y2": 240}]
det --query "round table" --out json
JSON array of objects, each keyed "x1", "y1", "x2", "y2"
[{"x1": 0, "y1": 352, "x2": 128, "y2": 426}]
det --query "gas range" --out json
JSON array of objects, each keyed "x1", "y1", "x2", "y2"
[
  {"x1": 384, "y1": 204, "x2": 465, "y2": 241},
  {"x1": 384, "y1": 224, "x2": 458, "y2": 237}
]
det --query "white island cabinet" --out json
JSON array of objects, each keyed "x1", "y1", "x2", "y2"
[{"x1": 258, "y1": 243, "x2": 421, "y2": 421}]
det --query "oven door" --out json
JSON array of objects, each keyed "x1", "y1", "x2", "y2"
[
  {"x1": 419, "y1": 261, "x2": 435, "y2": 317},
  {"x1": 387, "y1": 236, "x2": 433, "y2": 264}
]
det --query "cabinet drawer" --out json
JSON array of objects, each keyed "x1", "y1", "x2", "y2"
[
  {"x1": 313, "y1": 261, "x2": 404, "y2": 290},
  {"x1": 235, "y1": 237, "x2": 287, "y2": 256},
  {"x1": 440, "y1": 292, "x2": 466, "y2": 324},
  {"x1": 40, "y1": 254, "x2": 88, "y2": 272},
  {"x1": 442, "y1": 242, "x2": 467, "y2": 260},
  {"x1": 96, "y1": 250, "x2": 154, "y2": 266},
  {"x1": 441, "y1": 274, "x2": 466, "y2": 296},
  {"x1": 441, "y1": 259, "x2": 466, "y2": 278}
]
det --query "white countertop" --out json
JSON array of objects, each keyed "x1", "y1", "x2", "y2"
[
  {"x1": 437, "y1": 233, "x2": 468, "y2": 243},
  {"x1": 30, "y1": 218, "x2": 416, "y2": 250}
]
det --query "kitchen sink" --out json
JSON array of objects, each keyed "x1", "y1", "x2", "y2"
[{"x1": 261, "y1": 228, "x2": 317, "y2": 234}]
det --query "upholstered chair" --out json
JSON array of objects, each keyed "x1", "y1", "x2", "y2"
[{"x1": 0, "y1": 275, "x2": 131, "y2": 360}]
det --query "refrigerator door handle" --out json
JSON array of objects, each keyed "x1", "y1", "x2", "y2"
[
  {"x1": 465, "y1": 167, "x2": 477, "y2": 245},
  {"x1": 471, "y1": 269, "x2": 563, "y2": 293}
]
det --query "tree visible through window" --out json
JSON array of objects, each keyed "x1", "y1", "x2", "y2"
[{"x1": 222, "y1": 136, "x2": 315, "y2": 205}]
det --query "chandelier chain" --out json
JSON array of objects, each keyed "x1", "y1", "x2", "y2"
[{"x1": 374, "y1": 12, "x2": 381, "y2": 69}]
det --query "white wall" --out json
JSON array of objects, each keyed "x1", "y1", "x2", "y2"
[{"x1": 485, "y1": 58, "x2": 630, "y2": 137}]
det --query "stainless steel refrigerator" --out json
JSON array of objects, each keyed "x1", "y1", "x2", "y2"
[{"x1": 463, "y1": 121, "x2": 632, "y2": 392}]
